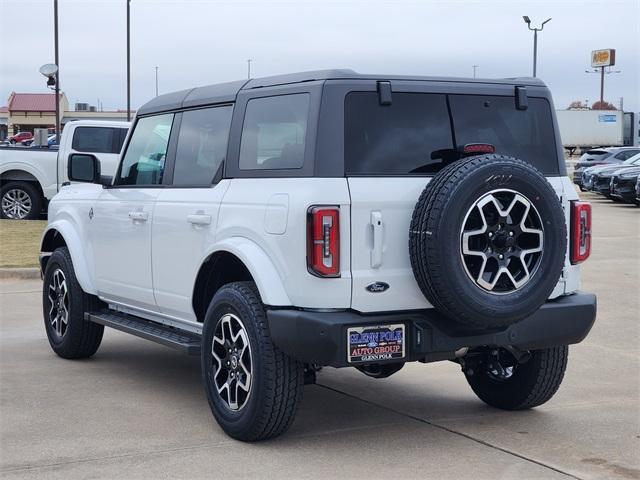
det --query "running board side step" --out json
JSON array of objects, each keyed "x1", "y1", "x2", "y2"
[{"x1": 86, "y1": 311, "x2": 202, "y2": 355}]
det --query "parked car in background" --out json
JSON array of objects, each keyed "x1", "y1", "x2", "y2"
[
  {"x1": 636, "y1": 176, "x2": 640, "y2": 204},
  {"x1": 582, "y1": 153, "x2": 640, "y2": 191},
  {"x1": 610, "y1": 166, "x2": 640, "y2": 204},
  {"x1": 8, "y1": 131, "x2": 33, "y2": 144},
  {"x1": 1, "y1": 120, "x2": 129, "y2": 219},
  {"x1": 573, "y1": 147, "x2": 640, "y2": 190}
]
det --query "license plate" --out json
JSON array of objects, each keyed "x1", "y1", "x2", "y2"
[{"x1": 347, "y1": 324, "x2": 405, "y2": 364}]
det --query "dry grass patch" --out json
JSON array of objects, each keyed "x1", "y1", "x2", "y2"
[{"x1": 0, "y1": 220, "x2": 46, "y2": 268}]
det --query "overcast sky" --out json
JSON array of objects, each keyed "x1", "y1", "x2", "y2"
[{"x1": 1, "y1": 0, "x2": 638, "y2": 112}]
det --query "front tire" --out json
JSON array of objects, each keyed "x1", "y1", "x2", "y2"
[
  {"x1": 465, "y1": 346, "x2": 568, "y2": 410},
  {"x1": 201, "y1": 282, "x2": 304, "y2": 441},
  {"x1": 43, "y1": 247, "x2": 104, "y2": 358}
]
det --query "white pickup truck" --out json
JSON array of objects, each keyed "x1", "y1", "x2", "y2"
[{"x1": 0, "y1": 120, "x2": 129, "y2": 219}]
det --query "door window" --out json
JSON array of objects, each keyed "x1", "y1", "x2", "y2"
[
  {"x1": 239, "y1": 94, "x2": 309, "y2": 170},
  {"x1": 116, "y1": 114, "x2": 174, "y2": 186},
  {"x1": 173, "y1": 106, "x2": 233, "y2": 185}
]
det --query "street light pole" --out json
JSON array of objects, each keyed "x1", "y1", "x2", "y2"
[
  {"x1": 584, "y1": 67, "x2": 621, "y2": 104},
  {"x1": 154, "y1": 66, "x2": 159, "y2": 97},
  {"x1": 54, "y1": 0, "x2": 60, "y2": 145},
  {"x1": 472, "y1": 65, "x2": 479, "y2": 79},
  {"x1": 247, "y1": 59, "x2": 252, "y2": 79},
  {"x1": 126, "y1": 0, "x2": 131, "y2": 121},
  {"x1": 522, "y1": 16, "x2": 551, "y2": 77}
]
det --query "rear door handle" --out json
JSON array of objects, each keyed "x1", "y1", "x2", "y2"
[
  {"x1": 370, "y1": 211, "x2": 383, "y2": 268},
  {"x1": 187, "y1": 213, "x2": 211, "y2": 226},
  {"x1": 128, "y1": 211, "x2": 148, "y2": 222}
]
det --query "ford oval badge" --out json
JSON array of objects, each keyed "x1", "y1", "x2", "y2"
[{"x1": 366, "y1": 282, "x2": 390, "y2": 293}]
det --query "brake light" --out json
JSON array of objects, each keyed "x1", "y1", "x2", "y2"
[
  {"x1": 570, "y1": 201, "x2": 591, "y2": 264},
  {"x1": 463, "y1": 143, "x2": 495, "y2": 155},
  {"x1": 307, "y1": 206, "x2": 340, "y2": 277}
]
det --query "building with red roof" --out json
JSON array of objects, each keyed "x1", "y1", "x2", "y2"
[{"x1": 1, "y1": 92, "x2": 133, "y2": 141}]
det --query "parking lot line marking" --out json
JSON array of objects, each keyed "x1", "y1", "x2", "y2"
[{"x1": 316, "y1": 383, "x2": 585, "y2": 480}]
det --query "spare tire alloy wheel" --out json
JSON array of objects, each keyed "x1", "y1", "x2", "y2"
[
  {"x1": 47, "y1": 269, "x2": 69, "y2": 339},
  {"x1": 461, "y1": 189, "x2": 544, "y2": 294},
  {"x1": 2, "y1": 188, "x2": 32, "y2": 219},
  {"x1": 211, "y1": 313, "x2": 253, "y2": 411}
]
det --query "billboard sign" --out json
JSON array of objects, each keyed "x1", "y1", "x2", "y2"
[{"x1": 591, "y1": 49, "x2": 616, "y2": 67}]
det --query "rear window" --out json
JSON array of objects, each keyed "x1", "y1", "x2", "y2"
[
  {"x1": 72, "y1": 127, "x2": 126, "y2": 154},
  {"x1": 345, "y1": 92, "x2": 453, "y2": 175},
  {"x1": 345, "y1": 92, "x2": 560, "y2": 175},
  {"x1": 449, "y1": 95, "x2": 559, "y2": 174}
]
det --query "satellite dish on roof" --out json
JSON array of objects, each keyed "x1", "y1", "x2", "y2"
[{"x1": 39, "y1": 64, "x2": 58, "y2": 78}]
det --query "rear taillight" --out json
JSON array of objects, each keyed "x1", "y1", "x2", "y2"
[
  {"x1": 570, "y1": 201, "x2": 592, "y2": 264},
  {"x1": 307, "y1": 206, "x2": 340, "y2": 277}
]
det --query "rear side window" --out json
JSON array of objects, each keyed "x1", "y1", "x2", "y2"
[
  {"x1": 449, "y1": 95, "x2": 559, "y2": 174},
  {"x1": 173, "y1": 106, "x2": 232, "y2": 185},
  {"x1": 72, "y1": 127, "x2": 122, "y2": 154},
  {"x1": 116, "y1": 114, "x2": 174, "y2": 186},
  {"x1": 345, "y1": 92, "x2": 453, "y2": 174},
  {"x1": 239, "y1": 94, "x2": 309, "y2": 170},
  {"x1": 613, "y1": 149, "x2": 640, "y2": 160}
]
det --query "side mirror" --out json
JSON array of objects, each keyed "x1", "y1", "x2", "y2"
[{"x1": 68, "y1": 153, "x2": 101, "y2": 183}]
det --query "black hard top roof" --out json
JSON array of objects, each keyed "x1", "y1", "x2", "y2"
[{"x1": 137, "y1": 69, "x2": 546, "y2": 116}]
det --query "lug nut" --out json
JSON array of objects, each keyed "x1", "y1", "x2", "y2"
[
  {"x1": 488, "y1": 232, "x2": 493, "y2": 238},
  {"x1": 509, "y1": 231, "x2": 514, "y2": 236},
  {"x1": 499, "y1": 254, "x2": 504, "y2": 259}
]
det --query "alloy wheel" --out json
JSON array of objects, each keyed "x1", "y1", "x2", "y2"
[
  {"x1": 461, "y1": 189, "x2": 544, "y2": 294},
  {"x1": 47, "y1": 269, "x2": 69, "y2": 338},
  {"x1": 1, "y1": 188, "x2": 32, "y2": 219},
  {"x1": 211, "y1": 313, "x2": 253, "y2": 411}
]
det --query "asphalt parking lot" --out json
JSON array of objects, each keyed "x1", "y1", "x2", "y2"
[{"x1": 0, "y1": 192, "x2": 638, "y2": 480}]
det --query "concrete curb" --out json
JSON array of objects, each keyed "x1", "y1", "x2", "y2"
[{"x1": 0, "y1": 268, "x2": 41, "y2": 280}]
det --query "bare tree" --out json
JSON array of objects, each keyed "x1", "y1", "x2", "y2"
[{"x1": 567, "y1": 100, "x2": 587, "y2": 109}]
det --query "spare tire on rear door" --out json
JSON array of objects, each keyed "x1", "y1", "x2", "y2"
[{"x1": 409, "y1": 155, "x2": 566, "y2": 329}]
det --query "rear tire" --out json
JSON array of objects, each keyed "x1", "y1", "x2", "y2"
[
  {"x1": 201, "y1": 282, "x2": 304, "y2": 441},
  {"x1": 43, "y1": 247, "x2": 104, "y2": 359},
  {"x1": 1, "y1": 181, "x2": 42, "y2": 220},
  {"x1": 465, "y1": 346, "x2": 568, "y2": 410}
]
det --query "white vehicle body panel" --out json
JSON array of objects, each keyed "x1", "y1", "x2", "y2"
[
  {"x1": 152, "y1": 181, "x2": 231, "y2": 320},
  {"x1": 348, "y1": 175, "x2": 579, "y2": 313},
  {"x1": 217, "y1": 178, "x2": 352, "y2": 310},
  {"x1": 90, "y1": 187, "x2": 160, "y2": 311},
  {"x1": 0, "y1": 149, "x2": 58, "y2": 198},
  {"x1": 45, "y1": 173, "x2": 580, "y2": 327}
]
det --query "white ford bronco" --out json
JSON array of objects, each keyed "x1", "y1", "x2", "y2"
[{"x1": 40, "y1": 70, "x2": 596, "y2": 441}]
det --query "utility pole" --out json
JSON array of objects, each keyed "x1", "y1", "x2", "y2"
[
  {"x1": 247, "y1": 59, "x2": 252, "y2": 79},
  {"x1": 126, "y1": 0, "x2": 131, "y2": 121},
  {"x1": 472, "y1": 65, "x2": 479, "y2": 79},
  {"x1": 54, "y1": 0, "x2": 60, "y2": 145},
  {"x1": 523, "y1": 16, "x2": 551, "y2": 77},
  {"x1": 154, "y1": 66, "x2": 159, "y2": 97}
]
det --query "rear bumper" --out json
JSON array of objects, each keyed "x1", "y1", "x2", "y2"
[{"x1": 267, "y1": 292, "x2": 597, "y2": 367}]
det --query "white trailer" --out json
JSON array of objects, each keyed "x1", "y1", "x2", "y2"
[{"x1": 556, "y1": 110, "x2": 624, "y2": 154}]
